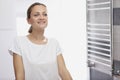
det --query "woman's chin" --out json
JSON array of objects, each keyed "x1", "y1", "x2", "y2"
[{"x1": 38, "y1": 26, "x2": 47, "y2": 30}]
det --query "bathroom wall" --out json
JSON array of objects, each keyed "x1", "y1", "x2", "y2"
[{"x1": 0, "y1": 0, "x2": 16, "y2": 79}]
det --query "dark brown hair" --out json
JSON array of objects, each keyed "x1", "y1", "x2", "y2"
[{"x1": 27, "y1": 2, "x2": 46, "y2": 33}]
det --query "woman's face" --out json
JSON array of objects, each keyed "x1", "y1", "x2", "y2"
[{"x1": 28, "y1": 5, "x2": 48, "y2": 31}]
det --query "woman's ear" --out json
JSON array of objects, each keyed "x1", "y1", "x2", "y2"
[{"x1": 27, "y1": 18, "x2": 31, "y2": 24}]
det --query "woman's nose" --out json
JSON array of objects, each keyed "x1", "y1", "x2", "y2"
[{"x1": 39, "y1": 15, "x2": 44, "y2": 19}]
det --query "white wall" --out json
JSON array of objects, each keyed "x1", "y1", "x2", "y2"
[
  {"x1": 59, "y1": 0, "x2": 87, "y2": 80},
  {"x1": 16, "y1": 0, "x2": 87, "y2": 80},
  {"x1": 0, "y1": 0, "x2": 16, "y2": 79}
]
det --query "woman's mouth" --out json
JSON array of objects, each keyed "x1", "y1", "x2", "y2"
[{"x1": 37, "y1": 21, "x2": 45, "y2": 24}]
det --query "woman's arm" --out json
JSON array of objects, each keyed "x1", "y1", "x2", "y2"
[
  {"x1": 13, "y1": 53, "x2": 25, "y2": 80},
  {"x1": 57, "y1": 54, "x2": 72, "y2": 80}
]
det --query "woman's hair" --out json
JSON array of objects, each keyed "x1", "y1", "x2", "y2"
[{"x1": 27, "y1": 2, "x2": 46, "y2": 33}]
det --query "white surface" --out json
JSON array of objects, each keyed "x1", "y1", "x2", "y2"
[
  {"x1": 0, "y1": 0, "x2": 16, "y2": 29},
  {"x1": 0, "y1": 0, "x2": 16, "y2": 79},
  {"x1": 0, "y1": 31, "x2": 16, "y2": 79}
]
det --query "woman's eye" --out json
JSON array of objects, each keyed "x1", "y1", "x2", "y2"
[
  {"x1": 44, "y1": 13, "x2": 47, "y2": 16},
  {"x1": 33, "y1": 13, "x2": 47, "y2": 17},
  {"x1": 34, "y1": 14, "x2": 39, "y2": 16}
]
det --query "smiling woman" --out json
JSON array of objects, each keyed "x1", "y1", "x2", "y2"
[
  {"x1": 27, "y1": 3, "x2": 48, "y2": 33},
  {"x1": 15, "y1": 0, "x2": 87, "y2": 79},
  {"x1": 9, "y1": 2, "x2": 72, "y2": 80}
]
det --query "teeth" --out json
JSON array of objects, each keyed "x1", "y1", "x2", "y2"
[
  {"x1": 38, "y1": 21, "x2": 45, "y2": 24},
  {"x1": 38, "y1": 22, "x2": 45, "y2": 24}
]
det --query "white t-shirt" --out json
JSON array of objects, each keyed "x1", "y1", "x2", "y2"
[{"x1": 9, "y1": 36, "x2": 62, "y2": 80}]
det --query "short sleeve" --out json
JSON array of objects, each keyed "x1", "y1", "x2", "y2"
[
  {"x1": 8, "y1": 37, "x2": 21, "y2": 56},
  {"x1": 56, "y1": 40, "x2": 63, "y2": 56}
]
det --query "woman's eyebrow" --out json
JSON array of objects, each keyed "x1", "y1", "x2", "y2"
[
  {"x1": 33, "y1": 11, "x2": 47, "y2": 14},
  {"x1": 34, "y1": 12, "x2": 40, "y2": 14}
]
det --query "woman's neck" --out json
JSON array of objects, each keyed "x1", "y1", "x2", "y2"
[{"x1": 29, "y1": 30, "x2": 45, "y2": 41}]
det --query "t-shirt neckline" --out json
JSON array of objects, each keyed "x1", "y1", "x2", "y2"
[{"x1": 25, "y1": 36, "x2": 49, "y2": 46}]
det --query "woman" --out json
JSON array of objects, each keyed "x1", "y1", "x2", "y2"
[{"x1": 9, "y1": 2, "x2": 72, "y2": 80}]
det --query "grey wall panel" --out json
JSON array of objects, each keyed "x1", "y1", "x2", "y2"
[
  {"x1": 113, "y1": 8, "x2": 120, "y2": 25},
  {"x1": 90, "y1": 69, "x2": 113, "y2": 80}
]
